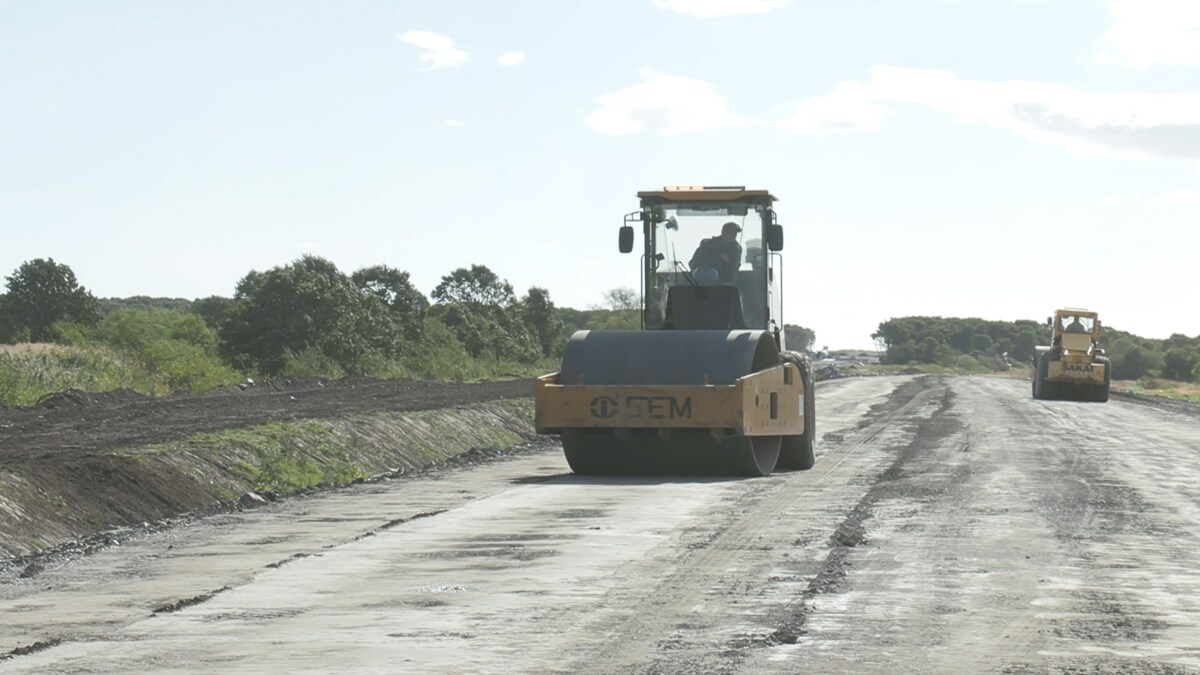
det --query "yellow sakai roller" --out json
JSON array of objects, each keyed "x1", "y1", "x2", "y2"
[
  {"x1": 1032, "y1": 308, "x2": 1111, "y2": 402},
  {"x1": 535, "y1": 186, "x2": 816, "y2": 476}
]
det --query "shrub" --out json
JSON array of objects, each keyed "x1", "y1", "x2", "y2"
[
  {"x1": 280, "y1": 347, "x2": 347, "y2": 380},
  {"x1": 0, "y1": 345, "x2": 149, "y2": 406}
]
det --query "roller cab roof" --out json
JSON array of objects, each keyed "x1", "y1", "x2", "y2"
[{"x1": 637, "y1": 186, "x2": 777, "y2": 205}]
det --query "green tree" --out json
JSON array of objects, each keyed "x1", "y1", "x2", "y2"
[
  {"x1": 1164, "y1": 333, "x2": 1193, "y2": 349},
  {"x1": 783, "y1": 324, "x2": 815, "y2": 353},
  {"x1": 433, "y1": 303, "x2": 539, "y2": 361},
  {"x1": 891, "y1": 340, "x2": 917, "y2": 364},
  {"x1": 1160, "y1": 348, "x2": 1197, "y2": 382},
  {"x1": 0, "y1": 294, "x2": 18, "y2": 342},
  {"x1": 97, "y1": 296, "x2": 192, "y2": 316},
  {"x1": 599, "y1": 287, "x2": 639, "y2": 311},
  {"x1": 921, "y1": 336, "x2": 940, "y2": 364},
  {"x1": 192, "y1": 296, "x2": 233, "y2": 330},
  {"x1": 432, "y1": 264, "x2": 515, "y2": 307},
  {"x1": 351, "y1": 265, "x2": 429, "y2": 342},
  {"x1": 430, "y1": 265, "x2": 540, "y2": 362},
  {"x1": 578, "y1": 287, "x2": 641, "y2": 330},
  {"x1": 520, "y1": 287, "x2": 566, "y2": 357},
  {"x1": 955, "y1": 354, "x2": 981, "y2": 371},
  {"x1": 95, "y1": 308, "x2": 240, "y2": 392},
  {"x1": 1111, "y1": 343, "x2": 1149, "y2": 381},
  {"x1": 219, "y1": 256, "x2": 398, "y2": 375},
  {"x1": 969, "y1": 333, "x2": 993, "y2": 354},
  {"x1": 1, "y1": 258, "x2": 99, "y2": 343},
  {"x1": 1011, "y1": 330, "x2": 1038, "y2": 363}
]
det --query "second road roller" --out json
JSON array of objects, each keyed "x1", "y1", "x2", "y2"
[{"x1": 535, "y1": 186, "x2": 816, "y2": 476}]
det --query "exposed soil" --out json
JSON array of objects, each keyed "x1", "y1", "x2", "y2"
[
  {"x1": 4, "y1": 376, "x2": 1200, "y2": 672},
  {"x1": 0, "y1": 376, "x2": 534, "y2": 461},
  {"x1": 0, "y1": 377, "x2": 536, "y2": 561}
]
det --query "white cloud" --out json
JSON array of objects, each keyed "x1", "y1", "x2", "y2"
[
  {"x1": 779, "y1": 66, "x2": 1200, "y2": 160},
  {"x1": 498, "y1": 51, "x2": 526, "y2": 68},
  {"x1": 585, "y1": 69, "x2": 746, "y2": 135},
  {"x1": 588, "y1": 65, "x2": 1200, "y2": 161},
  {"x1": 651, "y1": 0, "x2": 787, "y2": 18},
  {"x1": 776, "y1": 81, "x2": 887, "y2": 134},
  {"x1": 443, "y1": 119, "x2": 465, "y2": 128},
  {"x1": 1097, "y1": 195, "x2": 1129, "y2": 205},
  {"x1": 1097, "y1": 0, "x2": 1200, "y2": 69},
  {"x1": 1153, "y1": 190, "x2": 1200, "y2": 203},
  {"x1": 397, "y1": 31, "x2": 469, "y2": 70}
]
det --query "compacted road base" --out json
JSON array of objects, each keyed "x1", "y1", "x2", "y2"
[{"x1": 3, "y1": 375, "x2": 1199, "y2": 673}]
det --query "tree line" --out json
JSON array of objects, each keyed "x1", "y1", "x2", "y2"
[
  {"x1": 0, "y1": 257, "x2": 568, "y2": 392},
  {"x1": 872, "y1": 315, "x2": 1200, "y2": 382},
  {"x1": 0, "y1": 255, "x2": 817, "y2": 403}
]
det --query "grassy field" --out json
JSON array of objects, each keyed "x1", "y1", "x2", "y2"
[
  {"x1": 0, "y1": 343, "x2": 161, "y2": 406},
  {"x1": 0, "y1": 341, "x2": 556, "y2": 408}
]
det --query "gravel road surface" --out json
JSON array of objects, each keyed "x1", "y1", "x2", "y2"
[{"x1": 3, "y1": 375, "x2": 1199, "y2": 673}]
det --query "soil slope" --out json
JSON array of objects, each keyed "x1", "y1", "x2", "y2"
[{"x1": 0, "y1": 378, "x2": 536, "y2": 559}]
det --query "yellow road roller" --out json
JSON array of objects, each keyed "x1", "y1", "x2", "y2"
[
  {"x1": 1032, "y1": 308, "x2": 1111, "y2": 402},
  {"x1": 535, "y1": 186, "x2": 816, "y2": 476}
]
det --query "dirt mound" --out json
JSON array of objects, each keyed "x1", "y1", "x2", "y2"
[{"x1": 34, "y1": 388, "x2": 150, "y2": 410}]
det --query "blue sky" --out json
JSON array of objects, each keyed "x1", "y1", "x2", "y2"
[{"x1": 2, "y1": 0, "x2": 1198, "y2": 349}]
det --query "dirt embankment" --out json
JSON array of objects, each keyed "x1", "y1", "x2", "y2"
[{"x1": 0, "y1": 378, "x2": 537, "y2": 560}]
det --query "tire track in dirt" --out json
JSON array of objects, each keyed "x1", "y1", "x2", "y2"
[
  {"x1": 771, "y1": 376, "x2": 1200, "y2": 674},
  {"x1": 563, "y1": 377, "x2": 945, "y2": 674},
  {"x1": 762, "y1": 383, "x2": 959, "y2": 649}
]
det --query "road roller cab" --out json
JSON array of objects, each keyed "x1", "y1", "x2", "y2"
[
  {"x1": 1032, "y1": 308, "x2": 1111, "y2": 402},
  {"x1": 535, "y1": 186, "x2": 816, "y2": 477}
]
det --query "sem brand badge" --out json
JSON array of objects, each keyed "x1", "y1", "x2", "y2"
[
  {"x1": 589, "y1": 396, "x2": 619, "y2": 419},
  {"x1": 587, "y1": 395, "x2": 694, "y2": 420},
  {"x1": 626, "y1": 396, "x2": 693, "y2": 420}
]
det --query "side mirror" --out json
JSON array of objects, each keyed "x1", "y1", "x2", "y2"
[
  {"x1": 1046, "y1": 317, "x2": 1053, "y2": 327},
  {"x1": 619, "y1": 225, "x2": 634, "y2": 253},
  {"x1": 766, "y1": 224, "x2": 784, "y2": 251}
]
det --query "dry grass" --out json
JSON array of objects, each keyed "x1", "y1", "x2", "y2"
[
  {"x1": 0, "y1": 343, "x2": 77, "y2": 356},
  {"x1": 1, "y1": 343, "x2": 152, "y2": 406},
  {"x1": 1113, "y1": 379, "x2": 1200, "y2": 403}
]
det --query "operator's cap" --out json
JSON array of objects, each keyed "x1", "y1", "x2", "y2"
[{"x1": 722, "y1": 221, "x2": 741, "y2": 234}]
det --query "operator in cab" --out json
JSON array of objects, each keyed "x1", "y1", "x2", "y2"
[{"x1": 689, "y1": 221, "x2": 742, "y2": 284}]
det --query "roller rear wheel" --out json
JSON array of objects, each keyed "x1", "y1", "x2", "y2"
[
  {"x1": 1091, "y1": 359, "x2": 1111, "y2": 403},
  {"x1": 723, "y1": 435, "x2": 781, "y2": 477},
  {"x1": 778, "y1": 389, "x2": 816, "y2": 471}
]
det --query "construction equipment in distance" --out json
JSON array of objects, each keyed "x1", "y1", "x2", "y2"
[
  {"x1": 535, "y1": 186, "x2": 816, "y2": 476},
  {"x1": 1032, "y1": 308, "x2": 1111, "y2": 402}
]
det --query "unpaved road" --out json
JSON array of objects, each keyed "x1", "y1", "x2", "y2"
[{"x1": 3, "y1": 375, "x2": 1200, "y2": 673}]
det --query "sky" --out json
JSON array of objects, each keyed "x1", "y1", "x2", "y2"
[{"x1": 2, "y1": 0, "x2": 1198, "y2": 350}]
